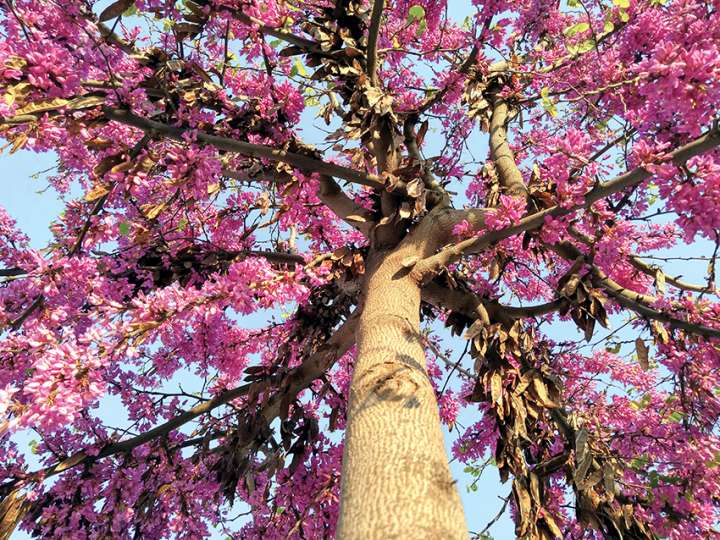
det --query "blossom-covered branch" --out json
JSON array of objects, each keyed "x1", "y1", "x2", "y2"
[{"x1": 411, "y1": 124, "x2": 720, "y2": 283}]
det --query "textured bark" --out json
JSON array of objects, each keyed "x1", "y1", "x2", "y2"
[
  {"x1": 337, "y1": 243, "x2": 467, "y2": 539},
  {"x1": 489, "y1": 99, "x2": 528, "y2": 198}
]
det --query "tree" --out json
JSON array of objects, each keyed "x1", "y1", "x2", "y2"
[{"x1": 0, "y1": 0, "x2": 719, "y2": 537}]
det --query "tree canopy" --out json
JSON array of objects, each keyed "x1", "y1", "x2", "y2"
[{"x1": 1, "y1": 0, "x2": 720, "y2": 538}]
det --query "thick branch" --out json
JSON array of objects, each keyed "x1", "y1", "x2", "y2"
[
  {"x1": 103, "y1": 108, "x2": 385, "y2": 188},
  {"x1": 422, "y1": 282, "x2": 565, "y2": 324},
  {"x1": 603, "y1": 285, "x2": 720, "y2": 339},
  {"x1": 245, "y1": 250, "x2": 306, "y2": 264},
  {"x1": 0, "y1": 268, "x2": 25, "y2": 278},
  {"x1": 488, "y1": 99, "x2": 528, "y2": 198},
  {"x1": 318, "y1": 176, "x2": 375, "y2": 236},
  {"x1": 411, "y1": 125, "x2": 720, "y2": 283},
  {"x1": 221, "y1": 166, "x2": 374, "y2": 235},
  {"x1": 366, "y1": 0, "x2": 385, "y2": 85},
  {"x1": 402, "y1": 116, "x2": 444, "y2": 193}
]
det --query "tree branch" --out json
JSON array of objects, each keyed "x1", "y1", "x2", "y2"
[
  {"x1": 568, "y1": 226, "x2": 716, "y2": 294},
  {"x1": 601, "y1": 279, "x2": 720, "y2": 339},
  {"x1": 422, "y1": 282, "x2": 566, "y2": 324},
  {"x1": 221, "y1": 165, "x2": 374, "y2": 235},
  {"x1": 318, "y1": 175, "x2": 375, "y2": 236},
  {"x1": 3, "y1": 313, "x2": 357, "y2": 491},
  {"x1": 366, "y1": 0, "x2": 385, "y2": 85},
  {"x1": 234, "y1": 12, "x2": 322, "y2": 53},
  {"x1": 70, "y1": 134, "x2": 151, "y2": 256},
  {"x1": 0, "y1": 268, "x2": 25, "y2": 278},
  {"x1": 488, "y1": 99, "x2": 528, "y2": 198},
  {"x1": 9, "y1": 295, "x2": 43, "y2": 331},
  {"x1": 552, "y1": 242, "x2": 720, "y2": 340},
  {"x1": 244, "y1": 250, "x2": 306, "y2": 265},
  {"x1": 96, "y1": 22, "x2": 135, "y2": 54},
  {"x1": 628, "y1": 256, "x2": 715, "y2": 294},
  {"x1": 410, "y1": 125, "x2": 720, "y2": 283},
  {"x1": 102, "y1": 108, "x2": 385, "y2": 189},
  {"x1": 402, "y1": 116, "x2": 444, "y2": 193}
]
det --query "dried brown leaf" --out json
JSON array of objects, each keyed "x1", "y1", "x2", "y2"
[
  {"x1": 85, "y1": 184, "x2": 111, "y2": 202},
  {"x1": 14, "y1": 97, "x2": 69, "y2": 116},
  {"x1": 655, "y1": 269, "x2": 666, "y2": 295},
  {"x1": 490, "y1": 371, "x2": 503, "y2": 408},
  {"x1": 635, "y1": 338, "x2": 649, "y2": 370},
  {"x1": 174, "y1": 22, "x2": 203, "y2": 40},
  {"x1": 406, "y1": 178, "x2": 424, "y2": 198},
  {"x1": 345, "y1": 214, "x2": 367, "y2": 223},
  {"x1": 98, "y1": 0, "x2": 134, "y2": 21},
  {"x1": 531, "y1": 375, "x2": 558, "y2": 408},
  {"x1": 574, "y1": 428, "x2": 591, "y2": 485}
]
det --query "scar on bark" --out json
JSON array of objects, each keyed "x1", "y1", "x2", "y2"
[{"x1": 356, "y1": 357, "x2": 425, "y2": 406}]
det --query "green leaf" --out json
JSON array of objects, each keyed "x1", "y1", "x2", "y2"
[
  {"x1": 619, "y1": 9, "x2": 630, "y2": 22},
  {"x1": 630, "y1": 394, "x2": 651, "y2": 411},
  {"x1": 118, "y1": 222, "x2": 130, "y2": 236},
  {"x1": 540, "y1": 87, "x2": 558, "y2": 117},
  {"x1": 407, "y1": 5, "x2": 426, "y2": 22},
  {"x1": 603, "y1": 20, "x2": 615, "y2": 33},
  {"x1": 567, "y1": 0, "x2": 580, "y2": 6},
  {"x1": 563, "y1": 21, "x2": 590, "y2": 37},
  {"x1": 648, "y1": 470, "x2": 659, "y2": 488},
  {"x1": 668, "y1": 410, "x2": 684, "y2": 423},
  {"x1": 576, "y1": 38, "x2": 596, "y2": 53},
  {"x1": 416, "y1": 19, "x2": 427, "y2": 37},
  {"x1": 406, "y1": 5, "x2": 427, "y2": 36},
  {"x1": 647, "y1": 182, "x2": 660, "y2": 206},
  {"x1": 613, "y1": 0, "x2": 630, "y2": 7},
  {"x1": 122, "y1": 3, "x2": 138, "y2": 16},
  {"x1": 291, "y1": 59, "x2": 307, "y2": 77},
  {"x1": 660, "y1": 474, "x2": 683, "y2": 485}
]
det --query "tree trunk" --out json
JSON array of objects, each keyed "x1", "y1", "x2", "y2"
[{"x1": 337, "y1": 246, "x2": 468, "y2": 539}]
